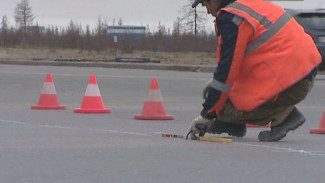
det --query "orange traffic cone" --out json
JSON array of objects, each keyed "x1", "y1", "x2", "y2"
[
  {"x1": 246, "y1": 123, "x2": 271, "y2": 128},
  {"x1": 31, "y1": 73, "x2": 66, "y2": 110},
  {"x1": 134, "y1": 78, "x2": 174, "y2": 120},
  {"x1": 74, "y1": 75, "x2": 111, "y2": 113},
  {"x1": 310, "y1": 112, "x2": 325, "y2": 134}
]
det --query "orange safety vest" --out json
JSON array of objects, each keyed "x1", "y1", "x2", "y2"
[{"x1": 214, "y1": 0, "x2": 321, "y2": 111}]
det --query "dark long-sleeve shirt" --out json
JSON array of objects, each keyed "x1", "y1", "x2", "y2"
[{"x1": 201, "y1": 11, "x2": 240, "y2": 119}]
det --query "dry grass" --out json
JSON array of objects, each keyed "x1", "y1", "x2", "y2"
[{"x1": 0, "y1": 47, "x2": 217, "y2": 65}]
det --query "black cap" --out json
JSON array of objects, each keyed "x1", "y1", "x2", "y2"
[{"x1": 192, "y1": 0, "x2": 202, "y2": 8}]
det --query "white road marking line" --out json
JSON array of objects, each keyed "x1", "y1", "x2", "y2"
[
  {"x1": 0, "y1": 118, "x2": 324, "y2": 157},
  {"x1": 0, "y1": 118, "x2": 150, "y2": 137},
  {"x1": 234, "y1": 142, "x2": 325, "y2": 157}
]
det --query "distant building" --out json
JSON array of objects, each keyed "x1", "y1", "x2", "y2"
[{"x1": 107, "y1": 25, "x2": 146, "y2": 39}]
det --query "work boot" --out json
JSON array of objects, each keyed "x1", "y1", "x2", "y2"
[
  {"x1": 207, "y1": 120, "x2": 246, "y2": 137},
  {"x1": 258, "y1": 107, "x2": 305, "y2": 142}
]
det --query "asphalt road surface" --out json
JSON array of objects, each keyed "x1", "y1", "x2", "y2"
[{"x1": 0, "y1": 64, "x2": 324, "y2": 183}]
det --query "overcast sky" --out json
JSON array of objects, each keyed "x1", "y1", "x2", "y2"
[{"x1": 1, "y1": 0, "x2": 324, "y2": 31}]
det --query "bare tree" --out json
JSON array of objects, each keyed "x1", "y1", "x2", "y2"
[
  {"x1": 157, "y1": 21, "x2": 167, "y2": 36},
  {"x1": 84, "y1": 25, "x2": 92, "y2": 51},
  {"x1": 94, "y1": 16, "x2": 107, "y2": 52},
  {"x1": 1, "y1": 16, "x2": 8, "y2": 47},
  {"x1": 172, "y1": 17, "x2": 183, "y2": 37},
  {"x1": 65, "y1": 20, "x2": 82, "y2": 49},
  {"x1": 180, "y1": 0, "x2": 207, "y2": 36},
  {"x1": 14, "y1": 0, "x2": 34, "y2": 43},
  {"x1": 118, "y1": 18, "x2": 123, "y2": 26}
]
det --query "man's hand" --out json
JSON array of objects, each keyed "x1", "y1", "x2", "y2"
[
  {"x1": 187, "y1": 115, "x2": 213, "y2": 140},
  {"x1": 202, "y1": 78, "x2": 212, "y2": 100}
]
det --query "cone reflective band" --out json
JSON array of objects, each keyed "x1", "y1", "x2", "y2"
[
  {"x1": 74, "y1": 75, "x2": 111, "y2": 113},
  {"x1": 134, "y1": 78, "x2": 174, "y2": 120},
  {"x1": 31, "y1": 73, "x2": 66, "y2": 110},
  {"x1": 310, "y1": 112, "x2": 325, "y2": 134}
]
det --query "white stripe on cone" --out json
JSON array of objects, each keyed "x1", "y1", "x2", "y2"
[
  {"x1": 85, "y1": 84, "x2": 101, "y2": 96},
  {"x1": 147, "y1": 90, "x2": 163, "y2": 102},
  {"x1": 41, "y1": 82, "x2": 57, "y2": 94}
]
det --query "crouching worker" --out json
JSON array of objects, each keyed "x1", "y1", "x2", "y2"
[{"x1": 188, "y1": 0, "x2": 321, "y2": 141}]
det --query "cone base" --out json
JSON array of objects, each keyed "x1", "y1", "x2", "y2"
[
  {"x1": 246, "y1": 123, "x2": 271, "y2": 128},
  {"x1": 31, "y1": 105, "x2": 66, "y2": 110},
  {"x1": 310, "y1": 128, "x2": 325, "y2": 134},
  {"x1": 74, "y1": 108, "x2": 111, "y2": 113},
  {"x1": 134, "y1": 114, "x2": 174, "y2": 120}
]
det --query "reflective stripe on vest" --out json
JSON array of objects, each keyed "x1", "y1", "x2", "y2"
[
  {"x1": 210, "y1": 79, "x2": 231, "y2": 92},
  {"x1": 228, "y1": 3, "x2": 272, "y2": 28},
  {"x1": 228, "y1": 2, "x2": 293, "y2": 56}
]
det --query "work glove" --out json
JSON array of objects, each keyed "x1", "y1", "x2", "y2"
[
  {"x1": 186, "y1": 115, "x2": 213, "y2": 140},
  {"x1": 202, "y1": 78, "x2": 212, "y2": 100}
]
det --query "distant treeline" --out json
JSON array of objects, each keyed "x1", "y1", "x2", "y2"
[{"x1": 0, "y1": 20, "x2": 217, "y2": 53}]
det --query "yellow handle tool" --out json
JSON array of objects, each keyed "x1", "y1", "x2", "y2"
[{"x1": 198, "y1": 136, "x2": 233, "y2": 143}]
